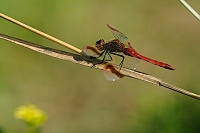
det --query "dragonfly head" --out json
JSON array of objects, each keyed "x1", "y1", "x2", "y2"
[{"x1": 95, "y1": 39, "x2": 105, "y2": 51}]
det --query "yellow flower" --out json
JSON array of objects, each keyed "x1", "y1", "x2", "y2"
[{"x1": 14, "y1": 105, "x2": 47, "y2": 127}]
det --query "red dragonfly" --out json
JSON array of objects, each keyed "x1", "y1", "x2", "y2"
[{"x1": 83, "y1": 24, "x2": 175, "y2": 80}]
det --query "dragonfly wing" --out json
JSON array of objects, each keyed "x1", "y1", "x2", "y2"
[
  {"x1": 109, "y1": 51, "x2": 140, "y2": 70},
  {"x1": 103, "y1": 52, "x2": 140, "y2": 81},
  {"x1": 107, "y1": 24, "x2": 128, "y2": 42},
  {"x1": 82, "y1": 45, "x2": 101, "y2": 58},
  {"x1": 103, "y1": 63, "x2": 124, "y2": 81},
  {"x1": 123, "y1": 55, "x2": 140, "y2": 70},
  {"x1": 103, "y1": 56, "x2": 140, "y2": 81}
]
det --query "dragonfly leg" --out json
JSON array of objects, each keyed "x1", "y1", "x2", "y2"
[
  {"x1": 109, "y1": 52, "x2": 125, "y2": 69},
  {"x1": 101, "y1": 50, "x2": 108, "y2": 63},
  {"x1": 91, "y1": 50, "x2": 115, "y2": 68},
  {"x1": 90, "y1": 50, "x2": 106, "y2": 68},
  {"x1": 101, "y1": 50, "x2": 113, "y2": 62},
  {"x1": 91, "y1": 50, "x2": 109, "y2": 68},
  {"x1": 102, "y1": 52, "x2": 113, "y2": 62},
  {"x1": 99, "y1": 50, "x2": 106, "y2": 57},
  {"x1": 107, "y1": 52, "x2": 113, "y2": 61}
]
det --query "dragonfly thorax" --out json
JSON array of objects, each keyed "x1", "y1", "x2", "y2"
[
  {"x1": 95, "y1": 39, "x2": 125, "y2": 53},
  {"x1": 105, "y1": 39, "x2": 125, "y2": 53}
]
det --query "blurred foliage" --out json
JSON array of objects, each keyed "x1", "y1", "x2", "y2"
[
  {"x1": 0, "y1": 127, "x2": 4, "y2": 133},
  {"x1": 0, "y1": 0, "x2": 200, "y2": 133}
]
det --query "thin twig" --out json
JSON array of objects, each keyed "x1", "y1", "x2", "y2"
[
  {"x1": 179, "y1": 0, "x2": 200, "y2": 21},
  {"x1": 0, "y1": 13, "x2": 82, "y2": 54},
  {"x1": 0, "y1": 33, "x2": 200, "y2": 100}
]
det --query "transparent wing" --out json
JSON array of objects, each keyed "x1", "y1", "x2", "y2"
[
  {"x1": 103, "y1": 55, "x2": 140, "y2": 81},
  {"x1": 82, "y1": 45, "x2": 101, "y2": 57},
  {"x1": 103, "y1": 63, "x2": 124, "y2": 81},
  {"x1": 107, "y1": 24, "x2": 128, "y2": 42}
]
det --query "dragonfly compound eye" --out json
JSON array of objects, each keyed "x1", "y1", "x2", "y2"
[
  {"x1": 96, "y1": 39, "x2": 104, "y2": 44},
  {"x1": 96, "y1": 39, "x2": 105, "y2": 51}
]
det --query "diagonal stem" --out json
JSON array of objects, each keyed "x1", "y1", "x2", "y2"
[
  {"x1": 0, "y1": 13, "x2": 82, "y2": 54},
  {"x1": 179, "y1": 0, "x2": 200, "y2": 21}
]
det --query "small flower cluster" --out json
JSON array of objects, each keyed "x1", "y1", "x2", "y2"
[{"x1": 14, "y1": 105, "x2": 47, "y2": 127}]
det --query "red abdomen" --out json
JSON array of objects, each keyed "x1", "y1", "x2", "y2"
[{"x1": 124, "y1": 48, "x2": 175, "y2": 70}]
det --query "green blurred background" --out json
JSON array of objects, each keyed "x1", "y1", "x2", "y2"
[{"x1": 0, "y1": 0, "x2": 200, "y2": 132}]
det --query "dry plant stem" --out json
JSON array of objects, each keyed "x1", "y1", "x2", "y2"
[
  {"x1": 1, "y1": 33, "x2": 200, "y2": 100},
  {"x1": 0, "y1": 13, "x2": 82, "y2": 54},
  {"x1": 179, "y1": 0, "x2": 200, "y2": 21}
]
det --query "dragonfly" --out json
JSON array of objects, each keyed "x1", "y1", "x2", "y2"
[{"x1": 83, "y1": 24, "x2": 175, "y2": 81}]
